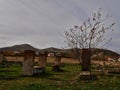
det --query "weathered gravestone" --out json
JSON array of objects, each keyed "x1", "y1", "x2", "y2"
[
  {"x1": 33, "y1": 52, "x2": 47, "y2": 74},
  {"x1": 81, "y1": 49, "x2": 91, "y2": 71},
  {"x1": 0, "y1": 52, "x2": 4, "y2": 63},
  {"x1": 22, "y1": 50, "x2": 35, "y2": 76},
  {"x1": 52, "y1": 53, "x2": 62, "y2": 71},
  {"x1": 79, "y1": 49, "x2": 92, "y2": 80},
  {"x1": 38, "y1": 52, "x2": 47, "y2": 68}
]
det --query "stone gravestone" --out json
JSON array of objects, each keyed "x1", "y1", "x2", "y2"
[
  {"x1": 52, "y1": 53, "x2": 62, "y2": 71},
  {"x1": 81, "y1": 49, "x2": 91, "y2": 71},
  {"x1": 33, "y1": 52, "x2": 47, "y2": 74},
  {"x1": 0, "y1": 52, "x2": 4, "y2": 63},
  {"x1": 22, "y1": 50, "x2": 35, "y2": 76},
  {"x1": 38, "y1": 52, "x2": 47, "y2": 68},
  {"x1": 79, "y1": 49, "x2": 92, "y2": 80}
]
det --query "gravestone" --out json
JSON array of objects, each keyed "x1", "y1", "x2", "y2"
[
  {"x1": 81, "y1": 49, "x2": 91, "y2": 71},
  {"x1": 52, "y1": 53, "x2": 62, "y2": 71},
  {"x1": 0, "y1": 52, "x2": 4, "y2": 63},
  {"x1": 38, "y1": 52, "x2": 47, "y2": 68},
  {"x1": 22, "y1": 50, "x2": 35, "y2": 76},
  {"x1": 33, "y1": 52, "x2": 47, "y2": 74}
]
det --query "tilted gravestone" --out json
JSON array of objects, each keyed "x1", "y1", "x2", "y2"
[
  {"x1": 81, "y1": 49, "x2": 91, "y2": 71},
  {"x1": 33, "y1": 52, "x2": 48, "y2": 74},
  {"x1": 52, "y1": 53, "x2": 62, "y2": 71},
  {"x1": 22, "y1": 50, "x2": 35, "y2": 76}
]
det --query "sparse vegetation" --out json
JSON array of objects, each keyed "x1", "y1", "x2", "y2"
[
  {"x1": 0, "y1": 36, "x2": 119, "y2": 90},
  {"x1": 0, "y1": 61, "x2": 120, "y2": 90}
]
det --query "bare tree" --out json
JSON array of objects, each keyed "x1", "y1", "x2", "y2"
[{"x1": 65, "y1": 9, "x2": 115, "y2": 71}]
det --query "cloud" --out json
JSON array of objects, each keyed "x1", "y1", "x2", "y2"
[{"x1": 0, "y1": 0, "x2": 120, "y2": 52}]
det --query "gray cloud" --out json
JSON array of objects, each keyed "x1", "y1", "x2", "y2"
[{"x1": 0, "y1": 0, "x2": 120, "y2": 52}]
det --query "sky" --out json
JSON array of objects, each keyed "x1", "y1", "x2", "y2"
[{"x1": 0, "y1": 0, "x2": 120, "y2": 53}]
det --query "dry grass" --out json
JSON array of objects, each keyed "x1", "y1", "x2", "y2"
[
  {"x1": 5, "y1": 56, "x2": 79, "y2": 64},
  {"x1": 92, "y1": 60, "x2": 120, "y2": 67},
  {"x1": 5, "y1": 56, "x2": 23, "y2": 62},
  {"x1": 4, "y1": 56, "x2": 120, "y2": 67},
  {"x1": 47, "y1": 57, "x2": 79, "y2": 64}
]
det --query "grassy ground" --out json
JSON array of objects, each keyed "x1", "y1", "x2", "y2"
[{"x1": 0, "y1": 62, "x2": 120, "y2": 90}]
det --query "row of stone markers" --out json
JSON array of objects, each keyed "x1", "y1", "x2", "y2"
[{"x1": 22, "y1": 50, "x2": 62, "y2": 76}]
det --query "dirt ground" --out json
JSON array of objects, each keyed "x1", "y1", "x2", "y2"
[
  {"x1": 5, "y1": 56, "x2": 79, "y2": 64},
  {"x1": 5, "y1": 56, "x2": 120, "y2": 67}
]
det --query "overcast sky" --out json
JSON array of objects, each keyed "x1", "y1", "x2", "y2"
[{"x1": 0, "y1": 0, "x2": 120, "y2": 52}]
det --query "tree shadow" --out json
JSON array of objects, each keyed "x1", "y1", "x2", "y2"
[
  {"x1": 32, "y1": 72, "x2": 54, "y2": 78},
  {"x1": 0, "y1": 75, "x2": 20, "y2": 80}
]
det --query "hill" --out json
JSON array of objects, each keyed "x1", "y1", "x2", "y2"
[
  {"x1": 40, "y1": 47, "x2": 62, "y2": 53},
  {"x1": 62, "y1": 48, "x2": 120, "y2": 59},
  {"x1": 0, "y1": 44, "x2": 39, "y2": 52},
  {"x1": 0, "y1": 44, "x2": 119, "y2": 59}
]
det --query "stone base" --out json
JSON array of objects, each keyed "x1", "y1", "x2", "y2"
[
  {"x1": 79, "y1": 71, "x2": 97, "y2": 80},
  {"x1": 33, "y1": 66, "x2": 45, "y2": 74}
]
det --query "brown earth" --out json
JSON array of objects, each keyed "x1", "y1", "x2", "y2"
[
  {"x1": 5, "y1": 56, "x2": 79, "y2": 64},
  {"x1": 5, "y1": 56, "x2": 120, "y2": 67}
]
